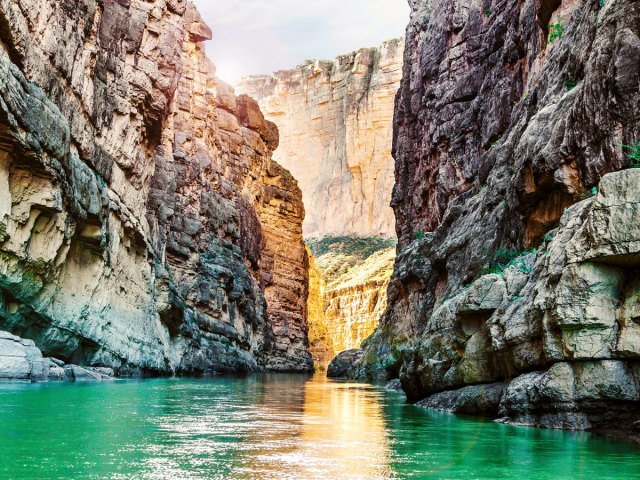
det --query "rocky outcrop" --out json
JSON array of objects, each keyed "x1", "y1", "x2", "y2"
[
  {"x1": 339, "y1": 169, "x2": 640, "y2": 434},
  {"x1": 326, "y1": 348, "x2": 363, "y2": 378},
  {"x1": 336, "y1": 0, "x2": 640, "y2": 434},
  {"x1": 0, "y1": 0, "x2": 312, "y2": 374},
  {"x1": 0, "y1": 330, "x2": 48, "y2": 381},
  {"x1": 237, "y1": 39, "x2": 404, "y2": 238}
]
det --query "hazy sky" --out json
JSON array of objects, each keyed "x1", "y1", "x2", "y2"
[{"x1": 192, "y1": 0, "x2": 410, "y2": 84}]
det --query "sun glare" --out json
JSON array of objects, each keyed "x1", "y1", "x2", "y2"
[{"x1": 214, "y1": 60, "x2": 243, "y2": 86}]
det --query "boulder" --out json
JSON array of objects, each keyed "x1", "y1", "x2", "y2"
[
  {"x1": 0, "y1": 331, "x2": 49, "y2": 381},
  {"x1": 327, "y1": 350, "x2": 364, "y2": 378}
]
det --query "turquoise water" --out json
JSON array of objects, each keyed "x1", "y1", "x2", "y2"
[{"x1": 0, "y1": 374, "x2": 638, "y2": 479}]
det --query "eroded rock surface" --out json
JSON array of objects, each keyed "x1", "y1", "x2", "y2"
[
  {"x1": 237, "y1": 39, "x2": 404, "y2": 238},
  {"x1": 334, "y1": 0, "x2": 640, "y2": 435},
  {"x1": 0, "y1": 330, "x2": 48, "y2": 381},
  {"x1": 0, "y1": 0, "x2": 312, "y2": 374}
]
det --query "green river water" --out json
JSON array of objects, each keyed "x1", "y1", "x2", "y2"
[{"x1": 0, "y1": 374, "x2": 637, "y2": 479}]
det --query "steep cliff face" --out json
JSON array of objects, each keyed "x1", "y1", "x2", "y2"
[
  {"x1": 237, "y1": 39, "x2": 403, "y2": 364},
  {"x1": 237, "y1": 39, "x2": 404, "y2": 238},
  {"x1": 0, "y1": 0, "x2": 312, "y2": 374},
  {"x1": 332, "y1": 0, "x2": 640, "y2": 433}
]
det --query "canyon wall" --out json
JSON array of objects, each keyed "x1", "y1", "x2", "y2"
[
  {"x1": 0, "y1": 0, "x2": 312, "y2": 375},
  {"x1": 331, "y1": 0, "x2": 640, "y2": 434},
  {"x1": 307, "y1": 237, "x2": 394, "y2": 364},
  {"x1": 237, "y1": 38, "x2": 404, "y2": 238},
  {"x1": 324, "y1": 248, "x2": 394, "y2": 353}
]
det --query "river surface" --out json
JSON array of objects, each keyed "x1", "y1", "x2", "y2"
[{"x1": 0, "y1": 374, "x2": 638, "y2": 479}]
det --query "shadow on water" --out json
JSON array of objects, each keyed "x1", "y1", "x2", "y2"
[{"x1": 0, "y1": 374, "x2": 638, "y2": 479}]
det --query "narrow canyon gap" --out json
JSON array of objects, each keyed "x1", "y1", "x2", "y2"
[{"x1": 237, "y1": 39, "x2": 404, "y2": 365}]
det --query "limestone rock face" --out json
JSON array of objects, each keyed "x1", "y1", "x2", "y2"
[
  {"x1": 236, "y1": 39, "x2": 404, "y2": 238},
  {"x1": 391, "y1": 0, "x2": 639, "y2": 249},
  {"x1": 323, "y1": 248, "x2": 394, "y2": 353},
  {"x1": 349, "y1": 169, "x2": 640, "y2": 433},
  {"x1": 335, "y1": 0, "x2": 640, "y2": 435},
  {"x1": 0, "y1": 0, "x2": 312, "y2": 374}
]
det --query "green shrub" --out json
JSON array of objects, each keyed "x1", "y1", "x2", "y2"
[
  {"x1": 484, "y1": 8, "x2": 492, "y2": 17},
  {"x1": 599, "y1": 0, "x2": 605, "y2": 8},
  {"x1": 623, "y1": 142, "x2": 640, "y2": 167},
  {"x1": 306, "y1": 236, "x2": 395, "y2": 258},
  {"x1": 415, "y1": 231, "x2": 425, "y2": 240},
  {"x1": 548, "y1": 23, "x2": 564, "y2": 44},
  {"x1": 482, "y1": 248, "x2": 537, "y2": 276},
  {"x1": 564, "y1": 77, "x2": 578, "y2": 91}
]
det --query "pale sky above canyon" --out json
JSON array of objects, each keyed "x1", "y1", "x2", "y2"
[{"x1": 192, "y1": 0, "x2": 410, "y2": 84}]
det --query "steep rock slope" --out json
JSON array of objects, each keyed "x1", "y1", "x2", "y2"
[
  {"x1": 332, "y1": 0, "x2": 640, "y2": 433},
  {"x1": 237, "y1": 39, "x2": 404, "y2": 238},
  {"x1": 0, "y1": 0, "x2": 312, "y2": 374}
]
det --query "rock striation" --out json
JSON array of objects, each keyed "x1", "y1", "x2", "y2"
[
  {"x1": 237, "y1": 39, "x2": 404, "y2": 238},
  {"x1": 324, "y1": 248, "x2": 394, "y2": 353},
  {"x1": 331, "y1": 0, "x2": 640, "y2": 435},
  {"x1": 0, "y1": 0, "x2": 312, "y2": 375},
  {"x1": 406, "y1": 170, "x2": 640, "y2": 431}
]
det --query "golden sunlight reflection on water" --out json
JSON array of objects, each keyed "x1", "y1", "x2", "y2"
[
  {"x1": 295, "y1": 379, "x2": 392, "y2": 479},
  {"x1": 143, "y1": 375, "x2": 393, "y2": 480}
]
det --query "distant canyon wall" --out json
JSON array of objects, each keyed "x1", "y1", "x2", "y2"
[
  {"x1": 0, "y1": 0, "x2": 312, "y2": 374},
  {"x1": 307, "y1": 238, "x2": 394, "y2": 365},
  {"x1": 237, "y1": 38, "x2": 404, "y2": 238}
]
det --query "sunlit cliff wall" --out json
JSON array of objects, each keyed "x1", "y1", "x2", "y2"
[{"x1": 307, "y1": 238, "x2": 394, "y2": 364}]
